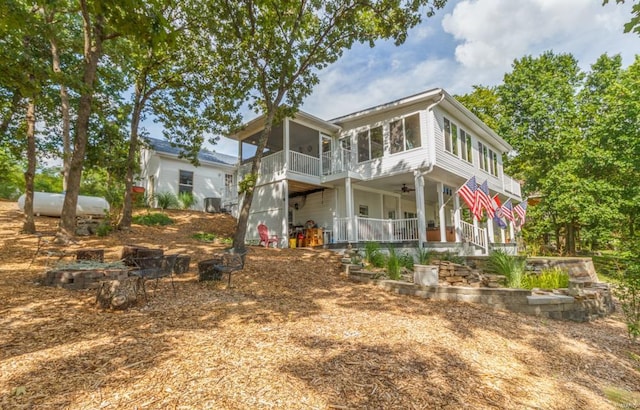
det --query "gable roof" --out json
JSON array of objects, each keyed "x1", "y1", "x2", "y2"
[{"x1": 145, "y1": 137, "x2": 237, "y2": 166}]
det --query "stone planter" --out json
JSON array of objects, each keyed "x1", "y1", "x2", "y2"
[{"x1": 413, "y1": 264, "x2": 439, "y2": 286}]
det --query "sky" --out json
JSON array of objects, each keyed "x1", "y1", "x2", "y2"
[{"x1": 169, "y1": 0, "x2": 640, "y2": 156}]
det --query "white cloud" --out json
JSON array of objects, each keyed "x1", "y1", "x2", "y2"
[{"x1": 441, "y1": 0, "x2": 640, "y2": 85}]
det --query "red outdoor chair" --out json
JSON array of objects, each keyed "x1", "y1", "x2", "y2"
[{"x1": 257, "y1": 224, "x2": 279, "y2": 248}]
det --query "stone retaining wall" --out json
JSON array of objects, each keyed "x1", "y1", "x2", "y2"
[
  {"x1": 466, "y1": 256, "x2": 598, "y2": 282},
  {"x1": 346, "y1": 268, "x2": 614, "y2": 322}
]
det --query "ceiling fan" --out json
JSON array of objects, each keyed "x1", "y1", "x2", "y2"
[{"x1": 400, "y1": 184, "x2": 415, "y2": 193}]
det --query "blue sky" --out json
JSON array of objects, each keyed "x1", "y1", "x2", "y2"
[{"x1": 171, "y1": 0, "x2": 640, "y2": 156}]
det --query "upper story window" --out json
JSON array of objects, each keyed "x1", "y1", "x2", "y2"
[
  {"x1": 357, "y1": 125, "x2": 383, "y2": 163},
  {"x1": 444, "y1": 118, "x2": 459, "y2": 156},
  {"x1": 224, "y1": 173, "x2": 233, "y2": 188},
  {"x1": 389, "y1": 113, "x2": 421, "y2": 154},
  {"x1": 460, "y1": 129, "x2": 472, "y2": 163},
  {"x1": 179, "y1": 170, "x2": 193, "y2": 194},
  {"x1": 478, "y1": 142, "x2": 499, "y2": 176}
]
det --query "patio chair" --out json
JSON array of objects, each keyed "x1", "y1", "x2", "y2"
[
  {"x1": 257, "y1": 224, "x2": 279, "y2": 248},
  {"x1": 213, "y1": 249, "x2": 248, "y2": 287},
  {"x1": 130, "y1": 254, "x2": 177, "y2": 299}
]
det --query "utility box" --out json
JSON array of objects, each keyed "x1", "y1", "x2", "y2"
[{"x1": 204, "y1": 197, "x2": 221, "y2": 213}]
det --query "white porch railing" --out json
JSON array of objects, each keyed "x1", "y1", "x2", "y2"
[
  {"x1": 322, "y1": 148, "x2": 352, "y2": 176},
  {"x1": 461, "y1": 220, "x2": 487, "y2": 251},
  {"x1": 238, "y1": 151, "x2": 286, "y2": 180},
  {"x1": 289, "y1": 151, "x2": 320, "y2": 176},
  {"x1": 503, "y1": 175, "x2": 522, "y2": 197},
  {"x1": 333, "y1": 216, "x2": 419, "y2": 243}
]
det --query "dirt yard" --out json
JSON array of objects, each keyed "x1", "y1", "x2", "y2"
[{"x1": 1, "y1": 200, "x2": 639, "y2": 409}]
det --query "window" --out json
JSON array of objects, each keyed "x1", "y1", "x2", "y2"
[
  {"x1": 224, "y1": 173, "x2": 233, "y2": 188},
  {"x1": 444, "y1": 117, "x2": 458, "y2": 155},
  {"x1": 357, "y1": 125, "x2": 383, "y2": 163},
  {"x1": 390, "y1": 113, "x2": 421, "y2": 154},
  {"x1": 478, "y1": 142, "x2": 499, "y2": 176},
  {"x1": 460, "y1": 130, "x2": 472, "y2": 163},
  {"x1": 179, "y1": 170, "x2": 193, "y2": 194},
  {"x1": 359, "y1": 205, "x2": 369, "y2": 216}
]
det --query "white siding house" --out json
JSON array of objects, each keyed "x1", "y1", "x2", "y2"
[
  {"x1": 139, "y1": 138, "x2": 238, "y2": 213},
  {"x1": 232, "y1": 88, "x2": 523, "y2": 254}
]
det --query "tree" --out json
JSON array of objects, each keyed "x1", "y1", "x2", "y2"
[
  {"x1": 497, "y1": 51, "x2": 585, "y2": 254},
  {"x1": 205, "y1": 0, "x2": 447, "y2": 252},
  {"x1": 603, "y1": 0, "x2": 640, "y2": 34},
  {"x1": 455, "y1": 85, "x2": 503, "y2": 132},
  {"x1": 117, "y1": 0, "x2": 244, "y2": 230}
]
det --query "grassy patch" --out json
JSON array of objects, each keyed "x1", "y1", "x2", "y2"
[
  {"x1": 522, "y1": 268, "x2": 570, "y2": 289},
  {"x1": 132, "y1": 212, "x2": 174, "y2": 226}
]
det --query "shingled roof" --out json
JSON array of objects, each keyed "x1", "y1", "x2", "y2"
[{"x1": 145, "y1": 137, "x2": 237, "y2": 166}]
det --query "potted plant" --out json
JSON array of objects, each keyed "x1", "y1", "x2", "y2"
[{"x1": 413, "y1": 248, "x2": 439, "y2": 286}]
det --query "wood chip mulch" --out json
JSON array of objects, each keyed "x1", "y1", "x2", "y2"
[{"x1": 0, "y1": 201, "x2": 639, "y2": 409}]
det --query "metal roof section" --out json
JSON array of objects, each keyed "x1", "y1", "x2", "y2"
[{"x1": 145, "y1": 137, "x2": 237, "y2": 166}]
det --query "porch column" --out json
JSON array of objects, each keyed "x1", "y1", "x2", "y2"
[
  {"x1": 345, "y1": 177, "x2": 355, "y2": 242},
  {"x1": 454, "y1": 195, "x2": 461, "y2": 242},
  {"x1": 500, "y1": 223, "x2": 506, "y2": 243},
  {"x1": 283, "y1": 119, "x2": 290, "y2": 172},
  {"x1": 473, "y1": 217, "x2": 479, "y2": 244},
  {"x1": 282, "y1": 179, "x2": 289, "y2": 248},
  {"x1": 509, "y1": 220, "x2": 515, "y2": 243},
  {"x1": 487, "y1": 216, "x2": 495, "y2": 244},
  {"x1": 437, "y1": 182, "x2": 446, "y2": 242},
  {"x1": 414, "y1": 171, "x2": 427, "y2": 246}
]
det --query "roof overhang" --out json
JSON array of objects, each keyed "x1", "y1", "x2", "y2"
[{"x1": 229, "y1": 110, "x2": 342, "y2": 141}]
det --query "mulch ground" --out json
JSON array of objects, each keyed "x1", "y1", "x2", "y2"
[{"x1": 1, "y1": 200, "x2": 639, "y2": 409}]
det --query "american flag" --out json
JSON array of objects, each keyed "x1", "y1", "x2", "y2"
[
  {"x1": 501, "y1": 199, "x2": 515, "y2": 222},
  {"x1": 475, "y1": 180, "x2": 494, "y2": 219},
  {"x1": 514, "y1": 201, "x2": 528, "y2": 227},
  {"x1": 457, "y1": 176, "x2": 477, "y2": 212}
]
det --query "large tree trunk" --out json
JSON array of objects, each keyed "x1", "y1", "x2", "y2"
[
  {"x1": 232, "y1": 109, "x2": 278, "y2": 253},
  {"x1": 119, "y1": 83, "x2": 145, "y2": 230},
  {"x1": 56, "y1": 6, "x2": 104, "y2": 243},
  {"x1": 50, "y1": 36, "x2": 71, "y2": 192},
  {"x1": 22, "y1": 98, "x2": 36, "y2": 234}
]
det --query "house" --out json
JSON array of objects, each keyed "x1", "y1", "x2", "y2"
[
  {"x1": 231, "y1": 88, "x2": 522, "y2": 254},
  {"x1": 138, "y1": 137, "x2": 239, "y2": 213}
]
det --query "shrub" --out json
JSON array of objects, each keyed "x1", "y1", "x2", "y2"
[
  {"x1": 364, "y1": 242, "x2": 386, "y2": 268},
  {"x1": 132, "y1": 212, "x2": 174, "y2": 226},
  {"x1": 416, "y1": 248, "x2": 434, "y2": 265},
  {"x1": 615, "y1": 263, "x2": 640, "y2": 341},
  {"x1": 386, "y1": 247, "x2": 401, "y2": 280},
  {"x1": 155, "y1": 191, "x2": 180, "y2": 209},
  {"x1": 522, "y1": 268, "x2": 570, "y2": 290},
  {"x1": 398, "y1": 251, "x2": 414, "y2": 270},
  {"x1": 487, "y1": 250, "x2": 526, "y2": 288},
  {"x1": 178, "y1": 192, "x2": 198, "y2": 209}
]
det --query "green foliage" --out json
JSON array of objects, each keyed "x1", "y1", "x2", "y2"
[
  {"x1": 386, "y1": 247, "x2": 401, "y2": 280},
  {"x1": 0, "y1": 148, "x2": 24, "y2": 199},
  {"x1": 34, "y1": 168, "x2": 63, "y2": 193},
  {"x1": 155, "y1": 191, "x2": 180, "y2": 210},
  {"x1": 416, "y1": 248, "x2": 434, "y2": 265},
  {"x1": 602, "y1": 386, "x2": 640, "y2": 409},
  {"x1": 192, "y1": 232, "x2": 216, "y2": 242},
  {"x1": 522, "y1": 268, "x2": 570, "y2": 290},
  {"x1": 238, "y1": 173, "x2": 257, "y2": 195},
  {"x1": 132, "y1": 212, "x2": 174, "y2": 226},
  {"x1": 398, "y1": 251, "x2": 414, "y2": 270},
  {"x1": 614, "y1": 262, "x2": 640, "y2": 341},
  {"x1": 178, "y1": 192, "x2": 198, "y2": 210},
  {"x1": 486, "y1": 250, "x2": 526, "y2": 288},
  {"x1": 364, "y1": 242, "x2": 386, "y2": 268}
]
